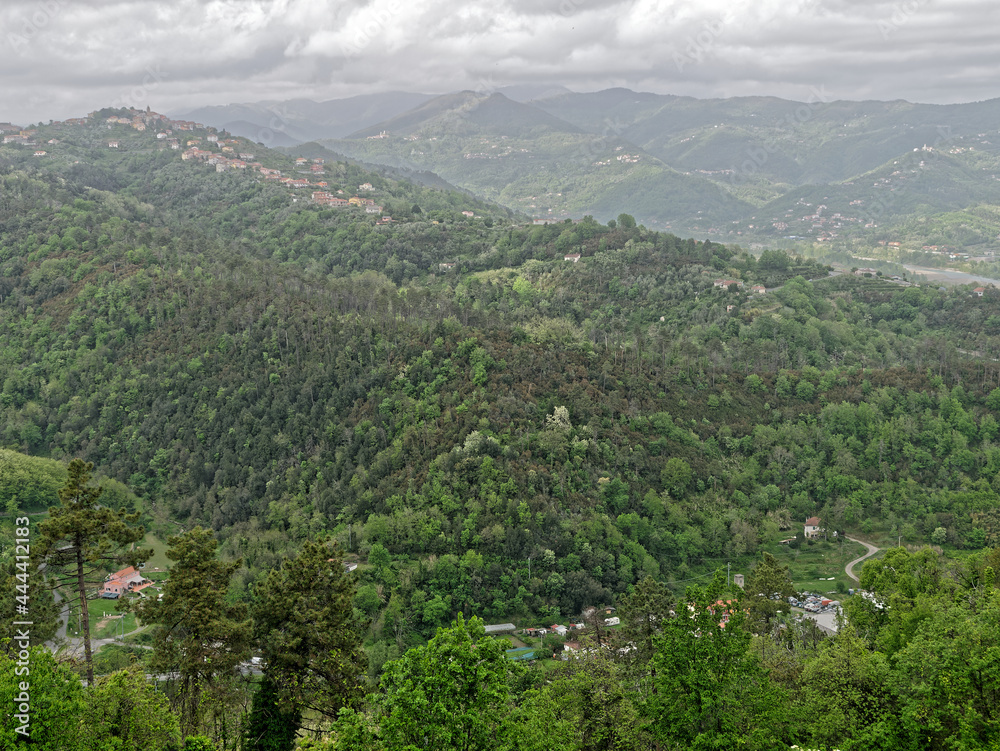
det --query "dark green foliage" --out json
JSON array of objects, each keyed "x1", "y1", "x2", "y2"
[
  {"x1": 243, "y1": 676, "x2": 300, "y2": 751},
  {"x1": 134, "y1": 527, "x2": 251, "y2": 736},
  {"x1": 2, "y1": 116, "x2": 1000, "y2": 749},
  {"x1": 742, "y1": 552, "x2": 796, "y2": 633},
  {"x1": 251, "y1": 540, "x2": 365, "y2": 730}
]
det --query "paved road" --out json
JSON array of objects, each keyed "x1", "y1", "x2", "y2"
[{"x1": 845, "y1": 537, "x2": 880, "y2": 582}]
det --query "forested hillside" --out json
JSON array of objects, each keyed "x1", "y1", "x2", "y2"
[{"x1": 2, "y1": 109, "x2": 1000, "y2": 749}]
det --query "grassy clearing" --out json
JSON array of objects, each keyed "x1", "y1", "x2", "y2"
[
  {"x1": 764, "y1": 538, "x2": 870, "y2": 594},
  {"x1": 500, "y1": 634, "x2": 527, "y2": 648},
  {"x1": 67, "y1": 605, "x2": 139, "y2": 641},
  {"x1": 139, "y1": 531, "x2": 172, "y2": 573}
]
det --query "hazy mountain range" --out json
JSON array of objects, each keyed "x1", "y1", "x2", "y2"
[{"x1": 173, "y1": 88, "x2": 1000, "y2": 247}]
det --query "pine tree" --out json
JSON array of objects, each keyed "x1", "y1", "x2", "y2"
[
  {"x1": 251, "y1": 539, "x2": 365, "y2": 735},
  {"x1": 243, "y1": 675, "x2": 300, "y2": 751},
  {"x1": 134, "y1": 527, "x2": 251, "y2": 736},
  {"x1": 36, "y1": 459, "x2": 148, "y2": 684}
]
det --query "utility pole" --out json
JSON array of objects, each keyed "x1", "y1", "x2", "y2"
[
  {"x1": 527, "y1": 557, "x2": 531, "y2": 580},
  {"x1": 727, "y1": 562, "x2": 731, "y2": 588}
]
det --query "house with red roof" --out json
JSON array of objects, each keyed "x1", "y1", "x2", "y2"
[
  {"x1": 100, "y1": 566, "x2": 152, "y2": 599},
  {"x1": 804, "y1": 517, "x2": 823, "y2": 539}
]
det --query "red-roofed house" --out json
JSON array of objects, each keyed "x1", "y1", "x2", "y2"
[
  {"x1": 805, "y1": 517, "x2": 823, "y2": 539},
  {"x1": 973, "y1": 287, "x2": 986, "y2": 297},
  {"x1": 100, "y1": 566, "x2": 152, "y2": 599}
]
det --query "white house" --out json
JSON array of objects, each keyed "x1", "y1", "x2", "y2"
[{"x1": 805, "y1": 516, "x2": 823, "y2": 539}]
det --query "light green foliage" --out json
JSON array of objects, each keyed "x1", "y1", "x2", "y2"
[
  {"x1": 798, "y1": 625, "x2": 893, "y2": 749},
  {"x1": 647, "y1": 575, "x2": 783, "y2": 750},
  {"x1": 82, "y1": 666, "x2": 181, "y2": 751},
  {"x1": 661, "y1": 457, "x2": 693, "y2": 498},
  {"x1": 334, "y1": 614, "x2": 524, "y2": 750},
  {"x1": 181, "y1": 736, "x2": 217, "y2": 751},
  {"x1": 889, "y1": 589, "x2": 1000, "y2": 748},
  {"x1": 0, "y1": 647, "x2": 85, "y2": 750},
  {"x1": 0, "y1": 450, "x2": 66, "y2": 511}
]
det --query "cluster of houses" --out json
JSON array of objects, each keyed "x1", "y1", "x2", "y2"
[
  {"x1": 725, "y1": 197, "x2": 880, "y2": 241},
  {"x1": 523, "y1": 621, "x2": 588, "y2": 639},
  {"x1": 100, "y1": 108, "x2": 203, "y2": 133},
  {"x1": 311, "y1": 187, "x2": 391, "y2": 223},
  {"x1": 181, "y1": 143, "x2": 266, "y2": 174},
  {"x1": 2, "y1": 127, "x2": 38, "y2": 149}
]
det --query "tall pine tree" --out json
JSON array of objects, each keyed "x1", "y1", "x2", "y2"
[
  {"x1": 134, "y1": 527, "x2": 251, "y2": 736},
  {"x1": 36, "y1": 459, "x2": 148, "y2": 684},
  {"x1": 251, "y1": 539, "x2": 365, "y2": 736}
]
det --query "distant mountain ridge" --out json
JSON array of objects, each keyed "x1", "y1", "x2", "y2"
[
  {"x1": 172, "y1": 92, "x2": 436, "y2": 143},
  {"x1": 172, "y1": 86, "x2": 1000, "y2": 245}
]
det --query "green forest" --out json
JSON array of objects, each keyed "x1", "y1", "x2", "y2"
[{"x1": 1, "y1": 112, "x2": 999, "y2": 750}]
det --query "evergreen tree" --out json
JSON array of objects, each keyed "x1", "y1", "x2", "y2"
[
  {"x1": 133, "y1": 527, "x2": 251, "y2": 736},
  {"x1": 251, "y1": 539, "x2": 365, "y2": 734},
  {"x1": 743, "y1": 551, "x2": 796, "y2": 634},
  {"x1": 243, "y1": 676, "x2": 300, "y2": 751},
  {"x1": 35, "y1": 459, "x2": 148, "y2": 684}
]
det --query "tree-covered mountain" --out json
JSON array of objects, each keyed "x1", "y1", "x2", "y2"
[
  {"x1": 236, "y1": 87, "x2": 1000, "y2": 245},
  {"x1": 173, "y1": 92, "x2": 436, "y2": 143},
  {"x1": 3, "y1": 104, "x2": 1000, "y2": 749}
]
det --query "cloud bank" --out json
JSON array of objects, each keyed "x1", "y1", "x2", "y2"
[{"x1": 2, "y1": 0, "x2": 997, "y2": 123}]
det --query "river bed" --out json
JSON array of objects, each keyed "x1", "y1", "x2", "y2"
[{"x1": 902, "y1": 264, "x2": 1000, "y2": 287}]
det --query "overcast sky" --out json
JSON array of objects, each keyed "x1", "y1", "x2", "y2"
[{"x1": 3, "y1": 0, "x2": 1000, "y2": 124}]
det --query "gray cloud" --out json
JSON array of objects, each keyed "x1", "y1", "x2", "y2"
[{"x1": 2, "y1": 0, "x2": 999, "y2": 124}]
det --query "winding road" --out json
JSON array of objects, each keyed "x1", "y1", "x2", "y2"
[{"x1": 845, "y1": 537, "x2": 880, "y2": 582}]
